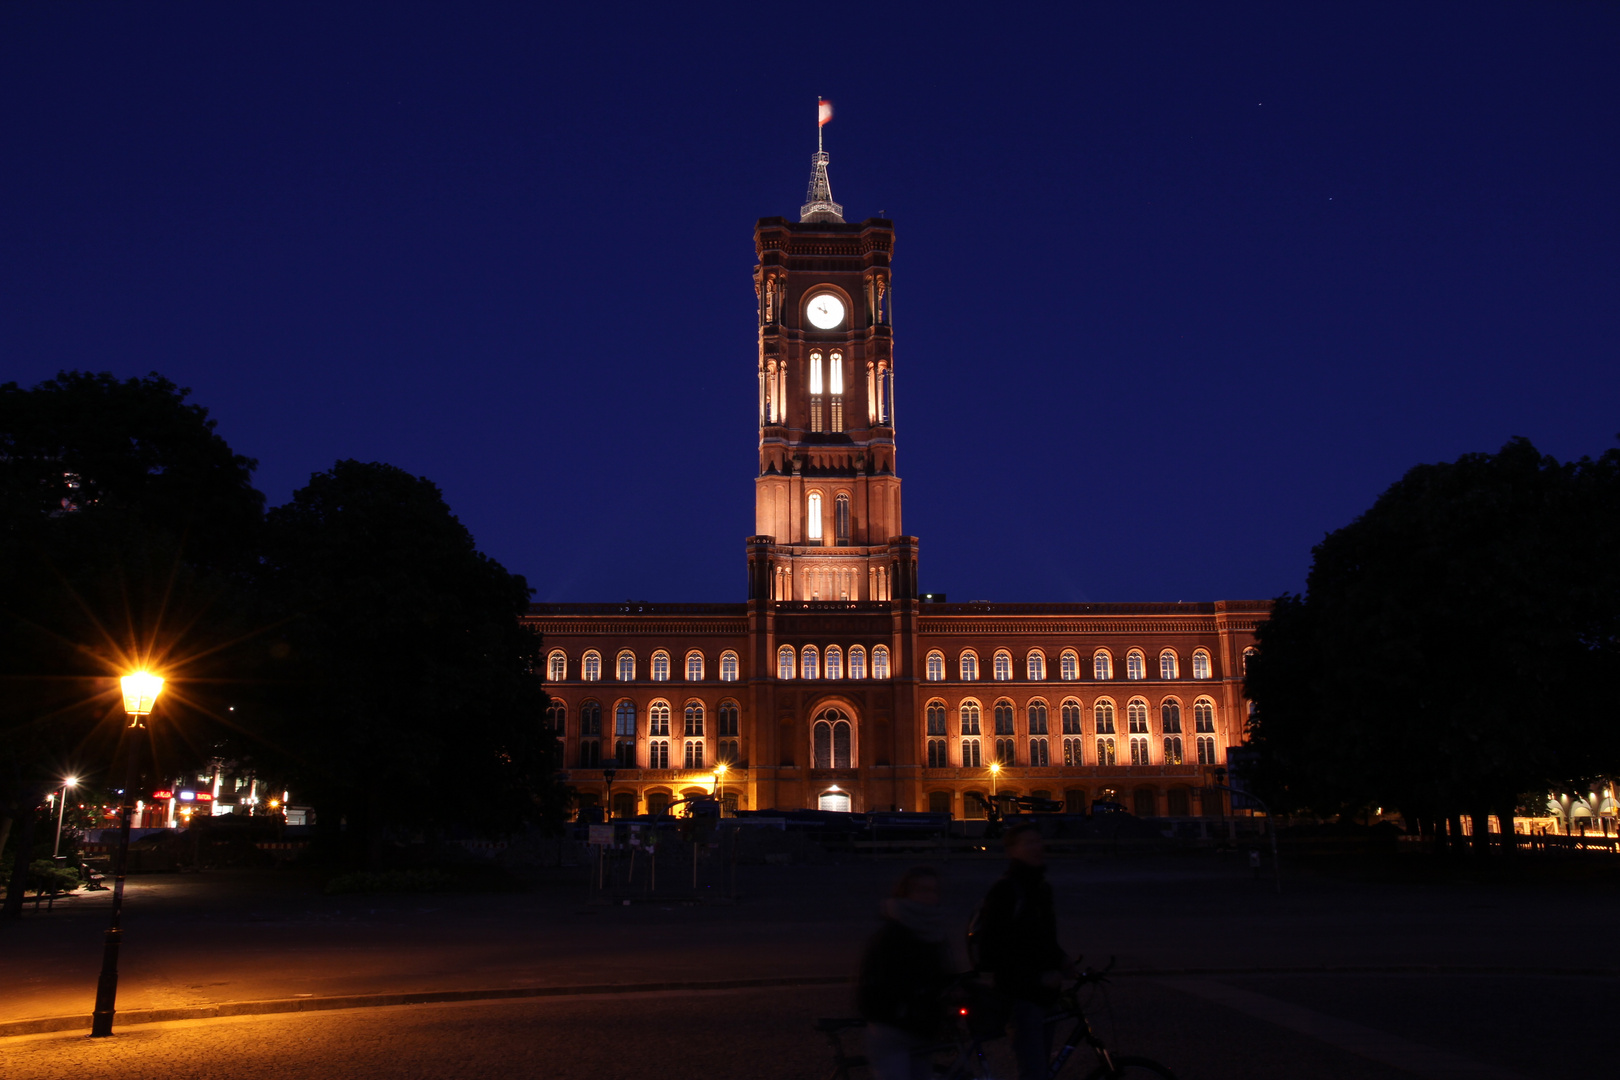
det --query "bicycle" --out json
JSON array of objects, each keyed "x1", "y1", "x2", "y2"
[{"x1": 817, "y1": 961, "x2": 1176, "y2": 1080}]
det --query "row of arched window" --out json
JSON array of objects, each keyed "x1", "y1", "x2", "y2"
[
  {"x1": 557, "y1": 698, "x2": 743, "y2": 770},
  {"x1": 925, "y1": 646, "x2": 1251, "y2": 682},
  {"x1": 777, "y1": 644, "x2": 891, "y2": 680},
  {"x1": 921, "y1": 696, "x2": 1220, "y2": 769},
  {"x1": 547, "y1": 649, "x2": 740, "y2": 683}
]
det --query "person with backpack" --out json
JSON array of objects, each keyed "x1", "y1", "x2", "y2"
[
  {"x1": 968, "y1": 822, "x2": 1072, "y2": 1080},
  {"x1": 856, "y1": 865, "x2": 953, "y2": 1080}
]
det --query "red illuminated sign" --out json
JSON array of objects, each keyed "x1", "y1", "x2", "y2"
[
  {"x1": 196, "y1": 792, "x2": 213, "y2": 802},
  {"x1": 152, "y1": 790, "x2": 174, "y2": 800}
]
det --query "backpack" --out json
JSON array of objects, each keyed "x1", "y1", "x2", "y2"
[{"x1": 965, "y1": 878, "x2": 1025, "y2": 972}]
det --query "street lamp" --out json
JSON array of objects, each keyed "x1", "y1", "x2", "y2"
[
  {"x1": 52, "y1": 776, "x2": 79, "y2": 859},
  {"x1": 601, "y1": 760, "x2": 618, "y2": 821},
  {"x1": 714, "y1": 762, "x2": 729, "y2": 812},
  {"x1": 989, "y1": 760, "x2": 1001, "y2": 800},
  {"x1": 91, "y1": 671, "x2": 164, "y2": 1038}
]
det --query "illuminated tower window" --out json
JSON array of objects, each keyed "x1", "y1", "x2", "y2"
[
  {"x1": 807, "y1": 492, "x2": 823, "y2": 542},
  {"x1": 848, "y1": 645, "x2": 866, "y2": 680},
  {"x1": 809, "y1": 351, "x2": 824, "y2": 432},
  {"x1": 835, "y1": 493, "x2": 850, "y2": 543},
  {"x1": 829, "y1": 350, "x2": 844, "y2": 431}
]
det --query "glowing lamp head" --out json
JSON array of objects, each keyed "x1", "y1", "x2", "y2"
[
  {"x1": 989, "y1": 761, "x2": 1002, "y2": 775},
  {"x1": 715, "y1": 763, "x2": 729, "y2": 777},
  {"x1": 120, "y1": 672, "x2": 165, "y2": 716},
  {"x1": 63, "y1": 776, "x2": 79, "y2": 788}
]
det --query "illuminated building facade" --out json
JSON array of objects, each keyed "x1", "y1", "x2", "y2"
[{"x1": 528, "y1": 143, "x2": 1270, "y2": 819}]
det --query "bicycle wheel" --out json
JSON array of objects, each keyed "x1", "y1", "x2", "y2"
[{"x1": 1083, "y1": 1056, "x2": 1177, "y2": 1080}]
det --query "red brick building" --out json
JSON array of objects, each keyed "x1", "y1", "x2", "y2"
[{"x1": 527, "y1": 144, "x2": 1269, "y2": 820}]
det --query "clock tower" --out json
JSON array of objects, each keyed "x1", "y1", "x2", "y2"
[{"x1": 747, "y1": 138, "x2": 917, "y2": 605}]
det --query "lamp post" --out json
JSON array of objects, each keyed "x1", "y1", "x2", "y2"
[
  {"x1": 1213, "y1": 766, "x2": 1281, "y2": 895},
  {"x1": 601, "y1": 760, "x2": 618, "y2": 821},
  {"x1": 52, "y1": 777, "x2": 79, "y2": 859},
  {"x1": 714, "y1": 762, "x2": 729, "y2": 812},
  {"x1": 91, "y1": 671, "x2": 163, "y2": 1038},
  {"x1": 989, "y1": 760, "x2": 1001, "y2": 801}
]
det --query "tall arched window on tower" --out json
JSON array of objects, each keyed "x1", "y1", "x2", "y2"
[
  {"x1": 848, "y1": 645, "x2": 867, "y2": 680},
  {"x1": 720, "y1": 651, "x2": 739, "y2": 682},
  {"x1": 926, "y1": 651, "x2": 945, "y2": 681},
  {"x1": 806, "y1": 491, "x2": 823, "y2": 543},
  {"x1": 809, "y1": 350, "x2": 825, "y2": 432},
  {"x1": 801, "y1": 645, "x2": 819, "y2": 680},
  {"x1": 872, "y1": 645, "x2": 891, "y2": 679},
  {"x1": 835, "y1": 493, "x2": 850, "y2": 544},
  {"x1": 825, "y1": 645, "x2": 842, "y2": 680},
  {"x1": 829, "y1": 350, "x2": 845, "y2": 432},
  {"x1": 777, "y1": 645, "x2": 795, "y2": 680}
]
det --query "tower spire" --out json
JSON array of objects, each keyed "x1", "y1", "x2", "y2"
[{"x1": 801, "y1": 98, "x2": 844, "y2": 223}]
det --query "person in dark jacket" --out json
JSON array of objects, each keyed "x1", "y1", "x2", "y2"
[
  {"x1": 973, "y1": 823, "x2": 1071, "y2": 1080},
  {"x1": 856, "y1": 866, "x2": 952, "y2": 1080}
]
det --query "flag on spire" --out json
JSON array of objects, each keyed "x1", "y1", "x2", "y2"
[{"x1": 818, "y1": 99, "x2": 833, "y2": 127}]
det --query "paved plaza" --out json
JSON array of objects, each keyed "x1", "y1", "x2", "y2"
[{"x1": 2, "y1": 850, "x2": 1614, "y2": 1078}]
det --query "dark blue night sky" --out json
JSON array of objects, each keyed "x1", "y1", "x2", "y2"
[{"x1": 4, "y1": 3, "x2": 1616, "y2": 603}]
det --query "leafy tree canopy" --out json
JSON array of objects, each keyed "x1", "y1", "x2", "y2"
[
  {"x1": 250, "y1": 460, "x2": 560, "y2": 862},
  {"x1": 1246, "y1": 437, "x2": 1620, "y2": 830}
]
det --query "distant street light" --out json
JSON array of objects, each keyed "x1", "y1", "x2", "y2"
[
  {"x1": 989, "y1": 760, "x2": 1001, "y2": 800},
  {"x1": 52, "y1": 776, "x2": 79, "y2": 859},
  {"x1": 714, "y1": 762, "x2": 729, "y2": 812},
  {"x1": 91, "y1": 671, "x2": 164, "y2": 1038}
]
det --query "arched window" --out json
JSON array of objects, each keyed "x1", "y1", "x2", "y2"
[
  {"x1": 650, "y1": 651, "x2": 670, "y2": 681},
  {"x1": 993, "y1": 650, "x2": 1013, "y2": 681},
  {"x1": 1060, "y1": 699, "x2": 1083, "y2": 734},
  {"x1": 720, "y1": 651, "x2": 739, "y2": 682},
  {"x1": 1159, "y1": 650, "x2": 1178, "y2": 680},
  {"x1": 806, "y1": 491, "x2": 823, "y2": 542},
  {"x1": 648, "y1": 702, "x2": 670, "y2": 736},
  {"x1": 812, "y1": 709, "x2": 853, "y2": 769},
  {"x1": 683, "y1": 701, "x2": 704, "y2": 737},
  {"x1": 926, "y1": 651, "x2": 945, "y2": 681},
  {"x1": 809, "y1": 350, "x2": 824, "y2": 394},
  {"x1": 1127, "y1": 699, "x2": 1150, "y2": 734},
  {"x1": 1060, "y1": 650, "x2": 1080, "y2": 681},
  {"x1": 1026, "y1": 651, "x2": 1046, "y2": 681},
  {"x1": 1027, "y1": 700, "x2": 1049, "y2": 734},
  {"x1": 684, "y1": 739, "x2": 705, "y2": 769},
  {"x1": 959, "y1": 651, "x2": 979, "y2": 681},
  {"x1": 926, "y1": 701, "x2": 948, "y2": 735},
  {"x1": 1191, "y1": 650, "x2": 1211, "y2": 680},
  {"x1": 582, "y1": 651, "x2": 601, "y2": 682},
  {"x1": 825, "y1": 645, "x2": 843, "y2": 680},
  {"x1": 1163, "y1": 736, "x2": 1184, "y2": 765},
  {"x1": 1130, "y1": 735, "x2": 1151, "y2": 765},
  {"x1": 927, "y1": 739, "x2": 948, "y2": 768},
  {"x1": 777, "y1": 645, "x2": 795, "y2": 680},
  {"x1": 1242, "y1": 646, "x2": 1257, "y2": 673},
  {"x1": 1062, "y1": 735, "x2": 1083, "y2": 766},
  {"x1": 686, "y1": 652, "x2": 704, "y2": 681},
  {"x1": 718, "y1": 700, "x2": 740, "y2": 736},
  {"x1": 872, "y1": 645, "x2": 890, "y2": 679},
  {"x1": 648, "y1": 737, "x2": 669, "y2": 768},
  {"x1": 994, "y1": 700, "x2": 1015, "y2": 735},
  {"x1": 1094, "y1": 700, "x2": 1116, "y2": 734},
  {"x1": 835, "y1": 493, "x2": 850, "y2": 542},
  {"x1": 578, "y1": 700, "x2": 602, "y2": 766},
  {"x1": 1126, "y1": 650, "x2": 1146, "y2": 680},
  {"x1": 848, "y1": 645, "x2": 867, "y2": 679},
  {"x1": 545, "y1": 700, "x2": 566, "y2": 735},
  {"x1": 959, "y1": 701, "x2": 982, "y2": 735},
  {"x1": 1196, "y1": 736, "x2": 1217, "y2": 765},
  {"x1": 801, "y1": 645, "x2": 820, "y2": 680},
  {"x1": 1093, "y1": 650, "x2": 1113, "y2": 680},
  {"x1": 1029, "y1": 737, "x2": 1049, "y2": 766},
  {"x1": 547, "y1": 651, "x2": 567, "y2": 681},
  {"x1": 960, "y1": 736, "x2": 982, "y2": 768},
  {"x1": 1193, "y1": 699, "x2": 1216, "y2": 733},
  {"x1": 614, "y1": 701, "x2": 637, "y2": 765},
  {"x1": 1161, "y1": 699, "x2": 1182, "y2": 734},
  {"x1": 1096, "y1": 736, "x2": 1117, "y2": 766},
  {"x1": 616, "y1": 651, "x2": 636, "y2": 681},
  {"x1": 994, "y1": 737, "x2": 1015, "y2": 765}
]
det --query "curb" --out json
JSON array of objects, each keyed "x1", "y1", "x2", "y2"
[
  {"x1": 6, "y1": 964, "x2": 1616, "y2": 1040},
  {"x1": 0, "y1": 974, "x2": 851, "y2": 1039}
]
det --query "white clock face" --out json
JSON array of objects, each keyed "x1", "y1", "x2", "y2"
[{"x1": 806, "y1": 293, "x2": 845, "y2": 330}]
